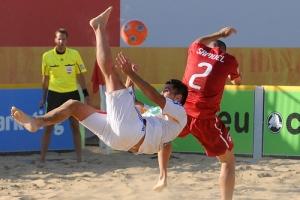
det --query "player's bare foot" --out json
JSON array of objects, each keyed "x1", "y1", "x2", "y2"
[
  {"x1": 153, "y1": 178, "x2": 167, "y2": 192},
  {"x1": 11, "y1": 106, "x2": 39, "y2": 132},
  {"x1": 89, "y1": 6, "x2": 113, "y2": 30}
]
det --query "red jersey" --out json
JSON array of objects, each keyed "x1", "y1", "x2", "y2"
[{"x1": 182, "y1": 42, "x2": 239, "y2": 119}]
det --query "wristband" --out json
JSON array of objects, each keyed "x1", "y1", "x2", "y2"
[{"x1": 83, "y1": 88, "x2": 89, "y2": 97}]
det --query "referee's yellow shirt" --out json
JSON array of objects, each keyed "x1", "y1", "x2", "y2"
[{"x1": 42, "y1": 48, "x2": 87, "y2": 93}]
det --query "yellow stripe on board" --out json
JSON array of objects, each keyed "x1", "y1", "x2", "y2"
[
  {"x1": 263, "y1": 85, "x2": 300, "y2": 91},
  {"x1": 150, "y1": 84, "x2": 255, "y2": 91},
  {"x1": 225, "y1": 85, "x2": 255, "y2": 91}
]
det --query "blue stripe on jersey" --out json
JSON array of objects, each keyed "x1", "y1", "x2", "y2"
[{"x1": 128, "y1": 88, "x2": 145, "y2": 131}]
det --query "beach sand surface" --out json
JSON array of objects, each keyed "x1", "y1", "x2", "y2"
[{"x1": 0, "y1": 146, "x2": 299, "y2": 200}]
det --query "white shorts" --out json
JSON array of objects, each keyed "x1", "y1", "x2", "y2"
[{"x1": 80, "y1": 88, "x2": 145, "y2": 151}]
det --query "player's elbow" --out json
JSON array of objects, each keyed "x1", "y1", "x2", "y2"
[{"x1": 231, "y1": 77, "x2": 242, "y2": 85}]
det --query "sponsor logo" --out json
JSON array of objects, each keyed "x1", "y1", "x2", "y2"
[
  {"x1": 66, "y1": 65, "x2": 72, "y2": 74},
  {"x1": 219, "y1": 111, "x2": 250, "y2": 134},
  {"x1": 79, "y1": 64, "x2": 85, "y2": 71},
  {"x1": 286, "y1": 113, "x2": 300, "y2": 135},
  {"x1": 267, "y1": 112, "x2": 283, "y2": 134},
  {"x1": 0, "y1": 109, "x2": 64, "y2": 136},
  {"x1": 219, "y1": 111, "x2": 300, "y2": 135}
]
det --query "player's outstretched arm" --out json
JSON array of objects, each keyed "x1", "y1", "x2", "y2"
[
  {"x1": 115, "y1": 52, "x2": 166, "y2": 109},
  {"x1": 124, "y1": 63, "x2": 148, "y2": 112},
  {"x1": 195, "y1": 27, "x2": 237, "y2": 46},
  {"x1": 124, "y1": 63, "x2": 138, "y2": 88}
]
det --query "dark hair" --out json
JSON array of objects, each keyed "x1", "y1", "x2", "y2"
[
  {"x1": 55, "y1": 28, "x2": 68, "y2": 38},
  {"x1": 165, "y1": 79, "x2": 188, "y2": 105},
  {"x1": 216, "y1": 40, "x2": 226, "y2": 51}
]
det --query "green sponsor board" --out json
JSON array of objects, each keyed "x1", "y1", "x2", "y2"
[
  {"x1": 135, "y1": 84, "x2": 163, "y2": 107},
  {"x1": 219, "y1": 86, "x2": 254, "y2": 155},
  {"x1": 172, "y1": 135, "x2": 204, "y2": 153},
  {"x1": 263, "y1": 86, "x2": 300, "y2": 156},
  {"x1": 135, "y1": 85, "x2": 254, "y2": 155}
]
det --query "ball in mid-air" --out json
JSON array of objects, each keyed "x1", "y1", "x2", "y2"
[{"x1": 121, "y1": 20, "x2": 148, "y2": 46}]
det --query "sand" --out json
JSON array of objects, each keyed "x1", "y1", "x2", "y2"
[{"x1": 0, "y1": 146, "x2": 299, "y2": 200}]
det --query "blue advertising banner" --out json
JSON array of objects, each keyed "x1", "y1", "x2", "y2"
[{"x1": 0, "y1": 88, "x2": 74, "y2": 152}]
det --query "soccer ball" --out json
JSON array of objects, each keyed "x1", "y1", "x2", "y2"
[{"x1": 121, "y1": 20, "x2": 148, "y2": 46}]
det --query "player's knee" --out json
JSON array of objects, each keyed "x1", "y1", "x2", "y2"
[
  {"x1": 66, "y1": 99, "x2": 80, "y2": 105},
  {"x1": 64, "y1": 99, "x2": 81, "y2": 111},
  {"x1": 217, "y1": 150, "x2": 235, "y2": 164}
]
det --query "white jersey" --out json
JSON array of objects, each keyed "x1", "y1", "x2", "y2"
[
  {"x1": 79, "y1": 88, "x2": 187, "y2": 155},
  {"x1": 80, "y1": 88, "x2": 145, "y2": 152},
  {"x1": 138, "y1": 98, "x2": 187, "y2": 154}
]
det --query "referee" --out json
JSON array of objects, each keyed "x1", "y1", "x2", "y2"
[{"x1": 39, "y1": 28, "x2": 89, "y2": 162}]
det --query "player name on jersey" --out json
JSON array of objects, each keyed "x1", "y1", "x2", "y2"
[{"x1": 196, "y1": 48, "x2": 225, "y2": 63}]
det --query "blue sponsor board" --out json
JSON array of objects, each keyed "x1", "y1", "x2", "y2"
[{"x1": 0, "y1": 88, "x2": 74, "y2": 152}]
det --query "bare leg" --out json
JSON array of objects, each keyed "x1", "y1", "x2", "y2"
[
  {"x1": 69, "y1": 117, "x2": 82, "y2": 162},
  {"x1": 217, "y1": 150, "x2": 235, "y2": 200},
  {"x1": 153, "y1": 143, "x2": 172, "y2": 191},
  {"x1": 40, "y1": 125, "x2": 53, "y2": 162},
  {"x1": 11, "y1": 100, "x2": 97, "y2": 132},
  {"x1": 89, "y1": 6, "x2": 125, "y2": 93}
]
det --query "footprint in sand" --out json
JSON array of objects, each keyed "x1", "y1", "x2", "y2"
[{"x1": 257, "y1": 172, "x2": 273, "y2": 178}]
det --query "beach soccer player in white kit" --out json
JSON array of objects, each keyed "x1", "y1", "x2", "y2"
[{"x1": 11, "y1": 6, "x2": 188, "y2": 155}]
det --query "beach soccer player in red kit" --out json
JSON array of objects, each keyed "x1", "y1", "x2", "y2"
[{"x1": 154, "y1": 27, "x2": 241, "y2": 200}]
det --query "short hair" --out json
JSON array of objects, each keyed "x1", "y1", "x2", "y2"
[
  {"x1": 215, "y1": 40, "x2": 226, "y2": 51},
  {"x1": 55, "y1": 28, "x2": 68, "y2": 38},
  {"x1": 165, "y1": 79, "x2": 188, "y2": 105}
]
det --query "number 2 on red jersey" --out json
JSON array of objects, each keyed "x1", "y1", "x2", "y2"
[{"x1": 188, "y1": 62, "x2": 212, "y2": 90}]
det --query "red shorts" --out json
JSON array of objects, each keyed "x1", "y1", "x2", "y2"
[{"x1": 179, "y1": 115, "x2": 234, "y2": 157}]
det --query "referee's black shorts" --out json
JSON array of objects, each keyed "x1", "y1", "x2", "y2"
[{"x1": 46, "y1": 90, "x2": 80, "y2": 112}]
